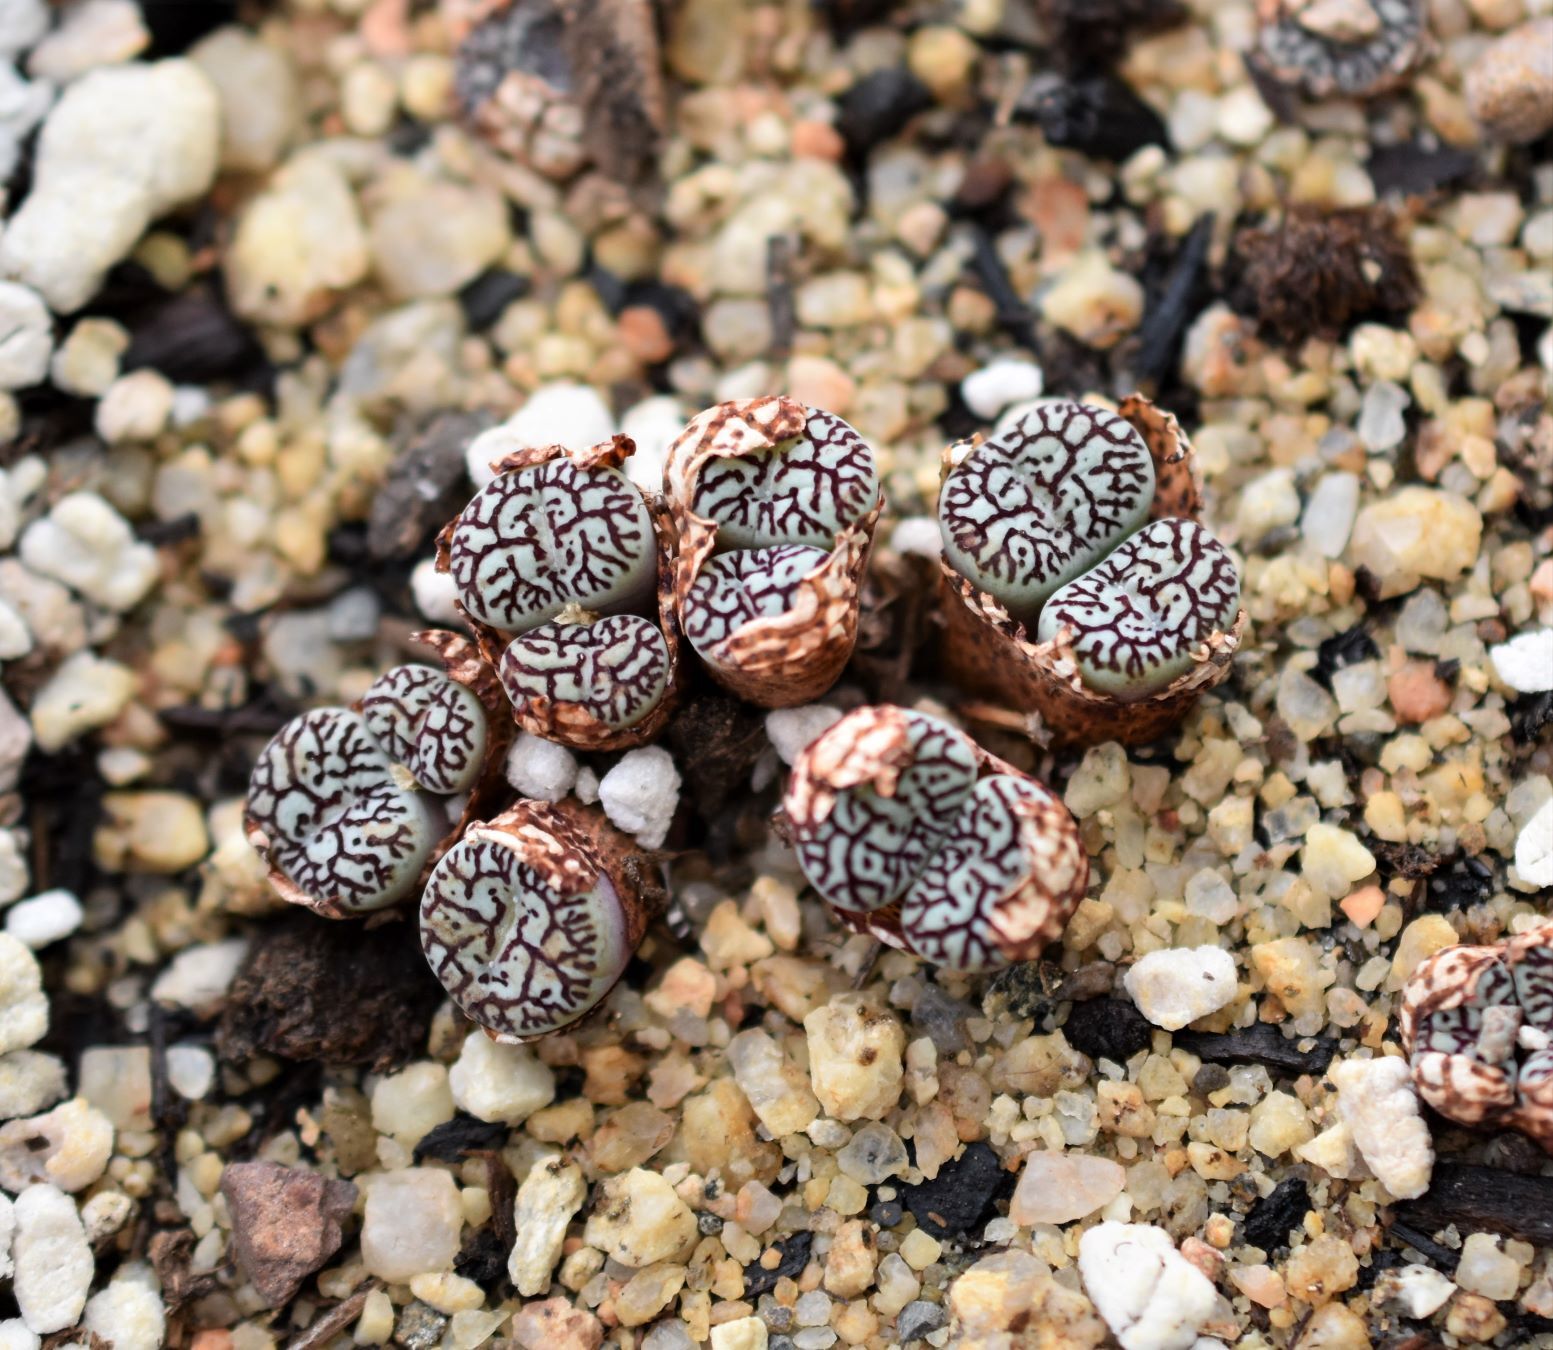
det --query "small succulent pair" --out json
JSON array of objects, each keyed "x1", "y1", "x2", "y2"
[
  {"x1": 1401, "y1": 919, "x2": 1552, "y2": 1154},
  {"x1": 440, "y1": 397, "x2": 881, "y2": 749},
  {"x1": 937, "y1": 396, "x2": 1243, "y2": 746}
]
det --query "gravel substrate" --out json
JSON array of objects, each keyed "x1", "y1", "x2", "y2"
[{"x1": 0, "y1": 0, "x2": 1549, "y2": 1348}]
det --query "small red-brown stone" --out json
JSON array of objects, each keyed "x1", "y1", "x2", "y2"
[
  {"x1": 220, "y1": 1161, "x2": 358, "y2": 1308},
  {"x1": 1388, "y1": 660, "x2": 1452, "y2": 724}
]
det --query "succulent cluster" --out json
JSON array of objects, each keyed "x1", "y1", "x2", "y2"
[
  {"x1": 1400, "y1": 919, "x2": 1553, "y2": 1153},
  {"x1": 938, "y1": 397, "x2": 1244, "y2": 747},
  {"x1": 783, "y1": 706, "x2": 1088, "y2": 973},
  {"x1": 1252, "y1": 0, "x2": 1426, "y2": 100},
  {"x1": 246, "y1": 390, "x2": 1239, "y2": 1036}
]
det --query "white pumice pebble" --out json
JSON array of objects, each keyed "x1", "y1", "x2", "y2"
[
  {"x1": 764, "y1": 704, "x2": 844, "y2": 766},
  {"x1": 887, "y1": 516, "x2": 943, "y2": 557},
  {"x1": 503, "y1": 731, "x2": 579, "y2": 803},
  {"x1": 463, "y1": 383, "x2": 615, "y2": 488},
  {"x1": 1491, "y1": 628, "x2": 1553, "y2": 693},
  {"x1": 0, "y1": 283, "x2": 53, "y2": 391},
  {"x1": 81, "y1": 1262, "x2": 164, "y2": 1350},
  {"x1": 1078, "y1": 1221, "x2": 1218, "y2": 1350},
  {"x1": 0, "y1": 1097, "x2": 112, "y2": 1191},
  {"x1": 3, "y1": 889, "x2": 82, "y2": 949},
  {"x1": 598, "y1": 746, "x2": 681, "y2": 848},
  {"x1": 0, "y1": 1051, "x2": 65, "y2": 1121},
  {"x1": 0, "y1": 934, "x2": 47, "y2": 1055},
  {"x1": 1123, "y1": 946, "x2": 1239, "y2": 1031},
  {"x1": 0, "y1": 1321, "x2": 38, "y2": 1350},
  {"x1": 1516, "y1": 795, "x2": 1553, "y2": 888},
  {"x1": 410, "y1": 557, "x2": 463, "y2": 626},
  {"x1": 11, "y1": 1184, "x2": 93, "y2": 1333},
  {"x1": 960, "y1": 357, "x2": 1044, "y2": 419},
  {"x1": 18, "y1": 492, "x2": 158, "y2": 612},
  {"x1": 1330, "y1": 1056, "x2": 1433, "y2": 1200}
]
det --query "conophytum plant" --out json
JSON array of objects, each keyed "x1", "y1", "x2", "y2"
[
  {"x1": 245, "y1": 655, "x2": 499, "y2": 918},
  {"x1": 667, "y1": 397, "x2": 883, "y2": 707},
  {"x1": 1400, "y1": 917, "x2": 1553, "y2": 1153},
  {"x1": 783, "y1": 705, "x2": 1088, "y2": 973},
  {"x1": 937, "y1": 395, "x2": 1245, "y2": 747}
]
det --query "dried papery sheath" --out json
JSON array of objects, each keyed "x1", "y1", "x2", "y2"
[
  {"x1": 438, "y1": 438, "x2": 683, "y2": 751},
  {"x1": 419, "y1": 799, "x2": 662, "y2": 1042},
  {"x1": 1252, "y1": 0, "x2": 1425, "y2": 100},
  {"x1": 441, "y1": 435, "x2": 658, "y2": 637},
  {"x1": 666, "y1": 397, "x2": 882, "y2": 707},
  {"x1": 938, "y1": 394, "x2": 1244, "y2": 748},
  {"x1": 937, "y1": 400, "x2": 1155, "y2": 624},
  {"x1": 783, "y1": 705, "x2": 1087, "y2": 973},
  {"x1": 1400, "y1": 918, "x2": 1553, "y2": 1153},
  {"x1": 245, "y1": 660, "x2": 495, "y2": 918},
  {"x1": 1036, "y1": 518, "x2": 1241, "y2": 700}
]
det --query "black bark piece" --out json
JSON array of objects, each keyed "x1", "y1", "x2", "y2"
[
  {"x1": 900, "y1": 1141, "x2": 1012, "y2": 1239},
  {"x1": 1036, "y1": 0, "x2": 1188, "y2": 70},
  {"x1": 121, "y1": 286, "x2": 268, "y2": 385},
  {"x1": 743, "y1": 1230, "x2": 813, "y2": 1300},
  {"x1": 1423, "y1": 855, "x2": 1493, "y2": 914},
  {"x1": 1062, "y1": 997, "x2": 1153, "y2": 1064},
  {"x1": 664, "y1": 692, "x2": 770, "y2": 819},
  {"x1": 837, "y1": 68, "x2": 933, "y2": 157},
  {"x1": 414, "y1": 1115, "x2": 511, "y2": 1163},
  {"x1": 458, "y1": 270, "x2": 530, "y2": 330},
  {"x1": 1367, "y1": 142, "x2": 1479, "y2": 198},
  {"x1": 1128, "y1": 213, "x2": 1213, "y2": 390},
  {"x1": 1385, "y1": 1218, "x2": 1461, "y2": 1272},
  {"x1": 455, "y1": 1226, "x2": 509, "y2": 1286},
  {"x1": 1173, "y1": 1022, "x2": 1336, "y2": 1076},
  {"x1": 1392, "y1": 1166, "x2": 1553, "y2": 1247},
  {"x1": 981, "y1": 961, "x2": 1067, "y2": 1026},
  {"x1": 767, "y1": 235, "x2": 797, "y2": 360},
  {"x1": 144, "y1": 0, "x2": 251, "y2": 56},
  {"x1": 367, "y1": 411, "x2": 492, "y2": 562},
  {"x1": 1241, "y1": 1177, "x2": 1310, "y2": 1253},
  {"x1": 1313, "y1": 625, "x2": 1379, "y2": 689},
  {"x1": 1370, "y1": 840, "x2": 1442, "y2": 881},
  {"x1": 1232, "y1": 205, "x2": 1419, "y2": 347},
  {"x1": 1014, "y1": 73, "x2": 1168, "y2": 162},
  {"x1": 967, "y1": 226, "x2": 1039, "y2": 350},
  {"x1": 217, "y1": 915, "x2": 442, "y2": 1071}
]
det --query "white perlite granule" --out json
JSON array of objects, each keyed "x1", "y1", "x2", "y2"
[
  {"x1": 1330, "y1": 1055, "x2": 1434, "y2": 1200},
  {"x1": 11, "y1": 1184, "x2": 92, "y2": 1333},
  {"x1": 1078, "y1": 1221, "x2": 1217, "y2": 1350}
]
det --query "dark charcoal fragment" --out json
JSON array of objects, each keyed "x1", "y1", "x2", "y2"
[
  {"x1": 1036, "y1": 0, "x2": 1188, "y2": 69},
  {"x1": 967, "y1": 226, "x2": 1039, "y2": 350},
  {"x1": 1014, "y1": 73, "x2": 1168, "y2": 162},
  {"x1": 1393, "y1": 1166, "x2": 1553, "y2": 1246},
  {"x1": 1313, "y1": 625, "x2": 1379, "y2": 688},
  {"x1": 1241, "y1": 1177, "x2": 1310, "y2": 1253},
  {"x1": 1386, "y1": 1218, "x2": 1461, "y2": 1272},
  {"x1": 1193, "y1": 1063, "x2": 1231, "y2": 1096},
  {"x1": 455, "y1": 1226, "x2": 509, "y2": 1286},
  {"x1": 414, "y1": 1115, "x2": 510, "y2": 1163},
  {"x1": 981, "y1": 961, "x2": 1066, "y2": 1026},
  {"x1": 1423, "y1": 855, "x2": 1493, "y2": 914},
  {"x1": 1370, "y1": 840, "x2": 1442, "y2": 881},
  {"x1": 1174, "y1": 1022, "x2": 1336, "y2": 1076},
  {"x1": 837, "y1": 68, "x2": 933, "y2": 157},
  {"x1": 217, "y1": 915, "x2": 442, "y2": 1071},
  {"x1": 144, "y1": 0, "x2": 248, "y2": 55},
  {"x1": 1367, "y1": 142, "x2": 1478, "y2": 198},
  {"x1": 1127, "y1": 213, "x2": 1213, "y2": 390},
  {"x1": 1509, "y1": 690, "x2": 1553, "y2": 745},
  {"x1": 1233, "y1": 205, "x2": 1419, "y2": 346},
  {"x1": 665, "y1": 693, "x2": 770, "y2": 819},
  {"x1": 458, "y1": 270, "x2": 530, "y2": 330},
  {"x1": 367, "y1": 411, "x2": 492, "y2": 562},
  {"x1": 121, "y1": 286, "x2": 268, "y2": 385},
  {"x1": 900, "y1": 1140, "x2": 1011, "y2": 1239},
  {"x1": 1062, "y1": 997, "x2": 1152, "y2": 1064},
  {"x1": 743, "y1": 1230, "x2": 813, "y2": 1300}
]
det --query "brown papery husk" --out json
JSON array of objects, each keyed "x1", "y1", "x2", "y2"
[
  {"x1": 433, "y1": 435, "x2": 684, "y2": 751},
  {"x1": 464, "y1": 798, "x2": 666, "y2": 1043},
  {"x1": 246, "y1": 631, "x2": 514, "y2": 921},
  {"x1": 937, "y1": 393, "x2": 1244, "y2": 750},
  {"x1": 665, "y1": 396, "x2": 883, "y2": 708},
  {"x1": 784, "y1": 704, "x2": 1088, "y2": 964}
]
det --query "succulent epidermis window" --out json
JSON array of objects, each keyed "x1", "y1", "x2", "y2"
[
  {"x1": 498, "y1": 613, "x2": 671, "y2": 731},
  {"x1": 680, "y1": 409, "x2": 877, "y2": 661},
  {"x1": 420, "y1": 826, "x2": 632, "y2": 1040},
  {"x1": 787, "y1": 708, "x2": 1085, "y2": 974},
  {"x1": 246, "y1": 665, "x2": 487, "y2": 915},
  {"x1": 446, "y1": 455, "x2": 657, "y2": 634},
  {"x1": 939, "y1": 400, "x2": 1240, "y2": 698}
]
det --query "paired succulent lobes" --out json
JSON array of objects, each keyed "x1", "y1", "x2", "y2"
[
  {"x1": 420, "y1": 799, "x2": 658, "y2": 1041},
  {"x1": 937, "y1": 396, "x2": 1244, "y2": 746},
  {"x1": 668, "y1": 398, "x2": 883, "y2": 708},
  {"x1": 784, "y1": 705, "x2": 1088, "y2": 973},
  {"x1": 1400, "y1": 919, "x2": 1553, "y2": 1153},
  {"x1": 245, "y1": 662, "x2": 492, "y2": 918}
]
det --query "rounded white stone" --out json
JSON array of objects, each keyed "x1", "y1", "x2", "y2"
[
  {"x1": 503, "y1": 732, "x2": 579, "y2": 804},
  {"x1": 448, "y1": 1031, "x2": 556, "y2": 1125},
  {"x1": 1123, "y1": 946, "x2": 1239, "y2": 1032},
  {"x1": 961, "y1": 358, "x2": 1044, "y2": 420},
  {"x1": 11, "y1": 1184, "x2": 92, "y2": 1334},
  {"x1": 464, "y1": 384, "x2": 615, "y2": 488},
  {"x1": 3, "y1": 889, "x2": 81, "y2": 948},
  {"x1": 1491, "y1": 628, "x2": 1553, "y2": 694},
  {"x1": 0, "y1": 284, "x2": 52, "y2": 390}
]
